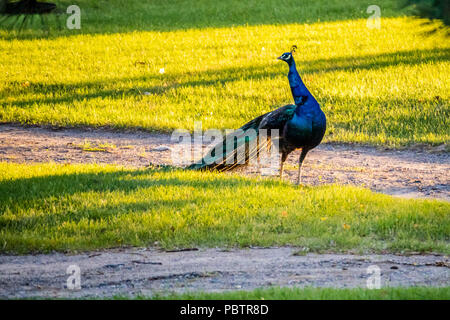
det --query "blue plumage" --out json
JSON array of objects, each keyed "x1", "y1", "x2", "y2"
[{"x1": 187, "y1": 47, "x2": 327, "y2": 184}]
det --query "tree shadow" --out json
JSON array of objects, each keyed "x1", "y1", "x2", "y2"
[{"x1": 0, "y1": 0, "x2": 405, "y2": 40}]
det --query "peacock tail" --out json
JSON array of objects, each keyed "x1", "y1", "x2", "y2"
[{"x1": 186, "y1": 104, "x2": 297, "y2": 171}]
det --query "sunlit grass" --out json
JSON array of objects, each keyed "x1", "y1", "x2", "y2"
[
  {"x1": 0, "y1": 1, "x2": 448, "y2": 146},
  {"x1": 0, "y1": 162, "x2": 448, "y2": 254}
]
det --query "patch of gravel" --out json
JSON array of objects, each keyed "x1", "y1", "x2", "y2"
[
  {"x1": 0, "y1": 247, "x2": 448, "y2": 299},
  {"x1": 1, "y1": 124, "x2": 448, "y2": 201}
]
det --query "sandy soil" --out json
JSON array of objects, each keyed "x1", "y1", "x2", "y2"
[
  {"x1": 1, "y1": 124, "x2": 448, "y2": 201},
  {"x1": 0, "y1": 247, "x2": 448, "y2": 299}
]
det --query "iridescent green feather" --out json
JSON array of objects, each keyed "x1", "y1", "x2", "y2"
[{"x1": 186, "y1": 104, "x2": 296, "y2": 171}]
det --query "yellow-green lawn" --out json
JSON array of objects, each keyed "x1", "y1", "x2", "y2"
[
  {"x1": 0, "y1": 1, "x2": 448, "y2": 146},
  {"x1": 0, "y1": 1, "x2": 449, "y2": 255}
]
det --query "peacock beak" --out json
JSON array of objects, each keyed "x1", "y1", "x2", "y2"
[{"x1": 277, "y1": 56, "x2": 282, "y2": 60}]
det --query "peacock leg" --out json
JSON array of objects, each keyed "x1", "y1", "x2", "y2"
[
  {"x1": 297, "y1": 163, "x2": 302, "y2": 185},
  {"x1": 280, "y1": 152, "x2": 288, "y2": 180},
  {"x1": 297, "y1": 148, "x2": 309, "y2": 185},
  {"x1": 279, "y1": 161, "x2": 284, "y2": 179}
]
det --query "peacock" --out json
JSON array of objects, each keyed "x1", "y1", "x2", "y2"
[{"x1": 187, "y1": 46, "x2": 326, "y2": 184}]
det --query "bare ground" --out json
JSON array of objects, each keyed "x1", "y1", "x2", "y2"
[
  {"x1": 0, "y1": 247, "x2": 449, "y2": 299},
  {"x1": 0, "y1": 124, "x2": 449, "y2": 201}
]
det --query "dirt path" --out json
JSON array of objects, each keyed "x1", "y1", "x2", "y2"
[
  {"x1": 0, "y1": 247, "x2": 448, "y2": 298},
  {"x1": 1, "y1": 124, "x2": 449, "y2": 201}
]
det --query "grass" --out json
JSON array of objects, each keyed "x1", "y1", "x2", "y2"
[
  {"x1": 0, "y1": 162, "x2": 448, "y2": 254},
  {"x1": 0, "y1": 0, "x2": 406, "y2": 35},
  {"x1": 72, "y1": 140, "x2": 116, "y2": 152},
  {"x1": 0, "y1": 1, "x2": 449, "y2": 146},
  {"x1": 142, "y1": 286, "x2": 450, "y2": 300}
]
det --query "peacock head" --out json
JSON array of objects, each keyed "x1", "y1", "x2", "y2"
[{"x1": 277, "y1": 45, "x2": 297, "y2": 65}]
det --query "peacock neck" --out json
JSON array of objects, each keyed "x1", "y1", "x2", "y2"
[
  {"x1": 287, "y1": 60, "x2": 311, "y2": 102},
  {"x1": 287, "y1": 60, "x2": 321, "y2": 117}
]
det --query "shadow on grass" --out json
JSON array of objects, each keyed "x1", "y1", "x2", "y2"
[
  {"x1": 0, "y1": 0, "x2": 405, "y2": 40},
  {"x1": 2, "y1": 47, "x2": 448, "y2": 109},
  {"x1": 0, "y1": 167, "x2": 266, "y2": 207},
  {"x1": 0, "y1": 166, "x2": 285, "y2": 231}
]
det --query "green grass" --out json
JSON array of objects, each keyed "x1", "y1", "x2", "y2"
[
  {"x1": 0, "y1": 0, "x2": 406, "y2": 36},
  {"x1": 1, "y1": 162, "x2": 448, "y2": 254},
  {"x1": 0, "y1": 1, "x2": 448, "y2": 146},
  {"x1": 142, "y1": 286, "x2": 450, "y2": 300}
]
